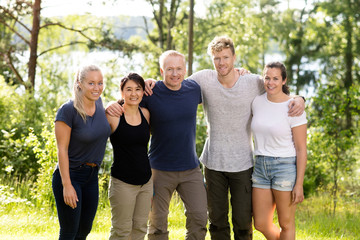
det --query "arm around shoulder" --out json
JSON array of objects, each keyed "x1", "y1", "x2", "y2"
[
  {"x1": 106, "y1": 113, "x2": 120, "y2": 133},
  {"x1": 105, "y1": 101, "x2": 124, "y2": 117},
  {"x1": 288, "y1": 96, "x2": 305, "y2": 117}
]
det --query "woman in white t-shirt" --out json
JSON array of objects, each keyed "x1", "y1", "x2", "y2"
[{"x1": 251, "y1": 62, "x2": 307, "y2": 240}]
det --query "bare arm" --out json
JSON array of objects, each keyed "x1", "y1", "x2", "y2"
[
  {"x1": 288, "y1": 97, "x2": 305, "y2": 116},
  {"x1": 106, "y1": 113, "x2": 120, "y2": 133},
  {"x1": 291, "y1": 124, "x2": 307, "y2": 205},
  {"x1": 55, "y1": 121, "x2": 78, "y2": 209},
  {"x1": 140, "y1": 107, "x2": 150, "y2": 124},
  {"x1": 105, "y1": 101, "x2": 124, "y2": 117}
]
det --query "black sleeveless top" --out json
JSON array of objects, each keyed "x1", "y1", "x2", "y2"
[{"x1": 110, "y1": 108, "x2": 151, "y2": 185}]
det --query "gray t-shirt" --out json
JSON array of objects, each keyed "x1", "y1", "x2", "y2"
[
  {"x1": 190, "y1": 70, "x2": 264, "y2": 172},
  {"x1": 55, "y1": 98, "x2": 111, "y2": 169}
]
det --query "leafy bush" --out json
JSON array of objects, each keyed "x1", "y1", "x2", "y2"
[
  {"x1": 0, "y1": 76, "x2": 44, "y2": 179},
  {"x1": 28, "y1": 115, "x2": 57, "y2": 209},
  {"x1": 0, "y1": 184, "x2": 33, "y2": 206}
]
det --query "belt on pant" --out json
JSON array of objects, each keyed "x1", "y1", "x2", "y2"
[{"x1": 84, "y1": 162, "x2": 97, "y2": 167}]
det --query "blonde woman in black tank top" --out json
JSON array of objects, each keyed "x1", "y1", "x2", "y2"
[{"x1": 106, "y1": 73, "x2": 152, "y2": 240}]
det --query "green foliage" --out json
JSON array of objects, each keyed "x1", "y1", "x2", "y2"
[
  {"x1": 0, "y1": 184, "x2": 33, "y2": 206},
  {"x1": 0, "y1": 2, "x2": 29, "y2": 83},
  {"x1": 276, "y1": 6, "x2": 320, "y2": 94},
  {"x1": 306, "y1": 82, "x2": 359, "y2": 213},
  {"x1": 0, "y1": 76, "x2": 43, "y2": 179},
  {"x1": 28, "y1": 116, "x2": 57, "y2": 209},
  {"x1": 196, "y1": 105, "x2": 207, "y2": 157}
]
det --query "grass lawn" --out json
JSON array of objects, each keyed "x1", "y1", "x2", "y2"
[{"x1": 0, "y1": 192, "x2": 358, "y2": 240}]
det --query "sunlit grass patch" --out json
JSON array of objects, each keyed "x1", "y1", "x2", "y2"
[{"x1": 0, "y1": 183, "x2": 358, "y2": 240}]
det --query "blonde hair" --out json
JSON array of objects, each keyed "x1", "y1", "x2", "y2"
[
  {"x1": 159, "y1": 50, "x2": 186, "y2": 70},
  {"x1": 73, "y1": 64, "x2": 102, "y2": 122},
  {"x1": 207, "y1": 36, "x2": 235, "y2": 56}
]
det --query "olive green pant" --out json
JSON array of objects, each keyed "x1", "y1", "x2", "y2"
[{"x1": 205, "y1": 167, "x2": 253, "y2": 240}]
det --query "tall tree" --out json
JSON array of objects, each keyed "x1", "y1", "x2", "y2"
[
  {"x1": 28, "y1": 0, "x2": 40, "y2": 90},
  {"x1": 304, "y1": 0, "x2": 360, "y2": 213},
  {"x1": 314, "y1": 0, "x2": 360, "y2": 128},
  {"x1": 0, "y1": 0, "x2": 139, "y2": 92},
  {"x1": 144, "y1": 0, "x2": 186, "y2": 50},
  {"x1": 187, "y1": 0, "x2": 194, "y2": 75},
  {"x1": 308, "y1": 82, "x2": 358, "y2": 214}
]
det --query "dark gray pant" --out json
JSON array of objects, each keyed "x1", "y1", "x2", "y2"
[{"x1": 205, "y1": 167, "x2": 253, "y2": 240}]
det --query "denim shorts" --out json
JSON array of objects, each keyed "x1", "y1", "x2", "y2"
[{"x1": 252, "y1": 155, "x2": 297, "y2": 191}]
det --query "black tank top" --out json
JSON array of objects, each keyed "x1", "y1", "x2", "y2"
[{"x1": 110, "y1": 108, "x2": 151, "y2": 185}]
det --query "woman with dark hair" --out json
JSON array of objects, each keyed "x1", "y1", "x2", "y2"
[
  {"x1": 251, "y1": 62, "x2": 307, "y2": 240},
  {"x1": 106, "y1": 73, "x2": 152, "y2": 240},
  {"x1": 52, "y1": 65, "x2": 111, "y2": 239}
]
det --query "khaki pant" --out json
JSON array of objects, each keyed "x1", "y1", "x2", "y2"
[
  {"x1": 148, "y1": 167, "x2": 208, "y2": 240},
  {"x1": 109, "y1": 177, "x2": 153, "y2": 240}
]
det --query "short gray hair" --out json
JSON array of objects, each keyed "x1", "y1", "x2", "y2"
[{"x1": 159, "y1": 50, "x2": 186, "y2": 69}]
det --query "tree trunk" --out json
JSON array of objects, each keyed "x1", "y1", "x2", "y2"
[
  {"x1": 344, "y1": 11, "x2": 353, "y2": 130},
  {"x1": 332, "y1": 154, "x2": 338, "y2": 216},
  {"x1": 187, "y1": 0, "x2": 194, "y2": 76},
  {"x1": 158, "y1": 0, "x2": 164, "y2": 49},
  {"x1": 166, "y1": 0, "x2": 178, "y2": 50},
  {"x1": 27, "y1": 0, "x2": 41, "y2": 91}
]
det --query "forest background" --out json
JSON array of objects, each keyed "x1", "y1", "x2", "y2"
[{"x1": 0, "y1": 0, "x2": 359, "y2": 239}]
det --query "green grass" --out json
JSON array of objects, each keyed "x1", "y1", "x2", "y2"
[{"x1": 0, "y1": 184, "x2": 359, "y2": 240}]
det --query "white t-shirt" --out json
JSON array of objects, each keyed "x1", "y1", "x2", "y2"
[{"x1": 251, "y1": 93, "x2": 307, "y2": 157}]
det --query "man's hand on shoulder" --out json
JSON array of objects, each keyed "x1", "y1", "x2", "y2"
[
  {"x1": 235, "y1": 67, "x2": 251, "y2": 76},
  {"x1": 288, "y1": 96, "x2": 305, "y2": 117},
  {"x1": 145, "y1": 79, "x2": 157, "y2": 96}
]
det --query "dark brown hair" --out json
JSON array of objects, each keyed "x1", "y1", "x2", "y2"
[
  {"x1": 263, "y1": 62, "x2": 290, "y2": 95},
  {"x1": 118, "y1": 73, "x2": 145, "y2": 105}
]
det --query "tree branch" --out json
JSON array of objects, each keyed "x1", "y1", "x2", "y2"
[
  {"x1": 2, "y1": 48, "x2": 25, "y2": 85},
  {"x1": 0, "y1": 18, "x2": 30, "y2": 46},
  {"x1": 143, "y1": 16, "x2": 157, "y2": 45},
  {"x1": 40, "y1": 22, "x2": 99, "y2": 32},
  {"x1": 0, "y1": 5, "x2": 32, "y2": 33},
  {"x1": 40, "y1": 22, "x2": 98, "y2": 44},
  {"x1": 38, "y1": 41, "x2": 88, "y2": 57}
]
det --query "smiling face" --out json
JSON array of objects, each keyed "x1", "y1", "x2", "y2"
[
  {"x1": 121, "y1": 79, "x2": 144, "y2": 106},
  {"x1": 263, "y1": 67, "x2": 286, "y2": 96},
  {"x1": 160, "y1": 54, "x2": 186, "y2": 91},
  {"x1": 212, "y1": 48, "x2": 236, "y2": 77},
  {"x1": 79, "y1": 70, "x2": 104, "y2": 102}
]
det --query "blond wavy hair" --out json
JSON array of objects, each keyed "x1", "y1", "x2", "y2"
[
  {"x1": 73, "y1": 65, "x2": 102, "y2": 122},
  {"x1": 207, "y1": 36, "x2": 235, "y2": 56}
]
